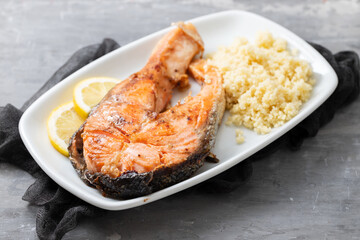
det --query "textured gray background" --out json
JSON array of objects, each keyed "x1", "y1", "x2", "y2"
[{"x1": 1, "y1": 0, "x2": 360, "y2": 239}]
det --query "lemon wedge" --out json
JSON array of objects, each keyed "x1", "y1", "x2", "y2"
[
  {"x1": 73, "y1": 77, "x2": 119, "y2": 118},
  {"x1": 47, "y1": 102, "x2": 85, "y2": 156}
]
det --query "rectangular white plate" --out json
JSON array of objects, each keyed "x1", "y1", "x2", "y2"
[{"x1": 19, "y1": 10, "x2": 338, "y2": 210}]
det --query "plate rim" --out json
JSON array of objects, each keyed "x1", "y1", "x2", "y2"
[{"x1": 19, "y1": 10, "x2": 338, "y2": 210}]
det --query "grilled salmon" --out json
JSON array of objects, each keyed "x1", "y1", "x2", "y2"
[{"x1": 68, "y1": 23, "x2": 225, "y2": 199}]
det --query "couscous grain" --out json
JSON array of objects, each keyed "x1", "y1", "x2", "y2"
[{"x1": 208, "y1": 32, "x2": 314, "y2": 143}]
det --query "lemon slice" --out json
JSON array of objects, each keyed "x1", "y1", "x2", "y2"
[
  {"x1": 47, "y1": 102, "x2": 85, "y2": 156},
  {"x1": 73, "y1": 77, "x2": 119, "y2": 118}
]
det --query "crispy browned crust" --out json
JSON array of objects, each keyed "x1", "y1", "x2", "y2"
[
  {"x1": 68, "y1": 125, "x2": 208, "y2": 199},
  {"x1": 84, "y1": 151, "x2": 206, "y2": 199}
]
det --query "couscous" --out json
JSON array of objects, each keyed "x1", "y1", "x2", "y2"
[{"x1": 208, "y1": 32, "x2": 314, "y2": 143}]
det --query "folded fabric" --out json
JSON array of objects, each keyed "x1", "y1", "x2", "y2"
[{"x1": 0, "y1": 39, "x2": 359, "y2": 240}]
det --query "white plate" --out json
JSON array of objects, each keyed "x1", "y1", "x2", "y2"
[{"x1": 19, "y1": 10, "x2": 338, "y2": 210}]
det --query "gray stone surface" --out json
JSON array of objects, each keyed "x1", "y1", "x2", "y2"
[{"x1": 1, "y1": 0, "x2": 360, "y2": 239}]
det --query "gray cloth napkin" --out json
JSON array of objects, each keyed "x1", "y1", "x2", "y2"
[{"x1": 0, "y1": 39, "x2": 359, "y2": 240}]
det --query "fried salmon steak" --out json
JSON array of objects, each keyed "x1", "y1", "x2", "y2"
[{"x1": 68, "y1": 23, "x2": 225, "y2": 199}]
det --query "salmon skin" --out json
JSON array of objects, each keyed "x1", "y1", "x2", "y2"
[{"x1": 68, "y1": 23, "x2": 225, "y2": 199}]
